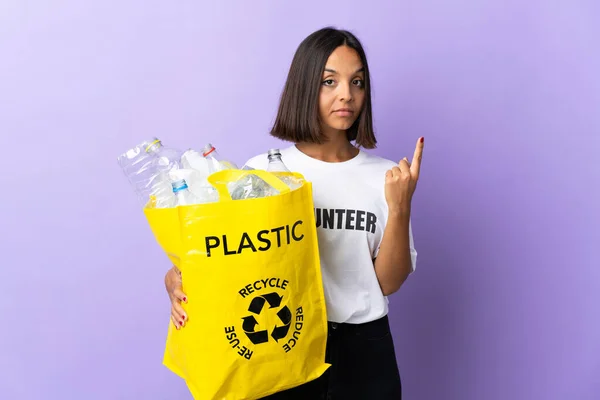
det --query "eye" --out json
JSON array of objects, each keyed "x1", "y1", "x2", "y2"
[
  {"x1": 353, "y1": 79, "x2": 364, "y2": 87},
  {"x1": 322, "y1": 79, "x2": 335, "y2": 86}
]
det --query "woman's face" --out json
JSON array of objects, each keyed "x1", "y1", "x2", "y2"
[{"x1": 318, "y1": 45, "x2": 366, "y2": 137}]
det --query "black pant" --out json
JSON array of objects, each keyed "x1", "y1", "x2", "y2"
[{"x1": 262, "y1": 315, "x2": 402, "y2": 400}]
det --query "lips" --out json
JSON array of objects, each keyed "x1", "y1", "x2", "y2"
[{"x1": 333, "y1": 108, "x2": 354, "y2": 116}]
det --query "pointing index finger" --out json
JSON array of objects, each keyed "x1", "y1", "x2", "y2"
[{"x1": 411, "y1": 137, "x2": 424, "y2": 177}]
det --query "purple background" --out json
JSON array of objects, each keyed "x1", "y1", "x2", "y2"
[{"x1": 1, "y1": 1, "x2": 598, "y2": 399}]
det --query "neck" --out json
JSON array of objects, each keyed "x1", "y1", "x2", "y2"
[{"x1": 295, "y1": 131, "x2": 359, "y2": 163}]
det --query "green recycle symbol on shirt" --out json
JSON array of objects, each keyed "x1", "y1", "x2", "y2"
[{"x1": 241, "y1": 292, "x2": 292, "y2": 345}]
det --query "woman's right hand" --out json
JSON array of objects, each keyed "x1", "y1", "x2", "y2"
[{"x1": 165, "y1": 266, "x2": 187, "y2": 329}]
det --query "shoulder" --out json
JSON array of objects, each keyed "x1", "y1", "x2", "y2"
[{"x1": 358, "y1": 150, "x2": 398, "y2": 171}]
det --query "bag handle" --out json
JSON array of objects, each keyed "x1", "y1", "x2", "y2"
[{"x1": 207, "y1": 169, "x2": 295, "y2": 201}]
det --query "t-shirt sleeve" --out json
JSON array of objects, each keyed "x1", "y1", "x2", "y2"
[{"x1": 373, "y1": 219, "x2": 418, "y2": 272}]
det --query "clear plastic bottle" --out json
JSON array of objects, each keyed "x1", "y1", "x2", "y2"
[
  {"x1": 168, "y1": 168, "x2": 219, "y2": 204},
  {"x1": 181, "y1": 149, "x2": 210, "y2": 179},
  {"x1": 146, "y1": 138, "x2": 182, "y2": 173},
  {"x1": 266, "y1": 149, "x2": 303, "y2": 190},
  {"x1": 144, "y1": 138, "x2": 183, "y2": 207},
  {"x1": 117, "y1": 138, "x2": 155, "y2": 197},
  {"x1": 202, "y1": 143, "x2": 237, "y2": 174},
  {"x1": 171, "y1": 179, "x2": 200, "y2": 206},
  {"x1": 229, "y1": 174, "x2": 279, "y2": 200},
  {"x1": 117, "y1": 138, "x2": 177, "y2": 208}
]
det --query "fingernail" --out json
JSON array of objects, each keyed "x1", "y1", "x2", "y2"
[
  {"x1": 183, "y1": 297, "x2": 187, "y2": 303},
  {"x1": 182, "y1": 315, "x2": 186, "y2": 320},
  {"x1": 420, "y1": 137, "x2": 424, "y2": 143},
  {"x1": 179, "y1": 320, "x2": 183, "y2": 326}
]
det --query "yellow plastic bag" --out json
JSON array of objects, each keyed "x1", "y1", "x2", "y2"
[{"x1": 144, "y1": 169, "x2": 330, "y2": 400}]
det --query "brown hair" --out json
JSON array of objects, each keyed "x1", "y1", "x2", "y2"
[{"x1": 270, "y1": 27, "x2": 376, "y2": 149}]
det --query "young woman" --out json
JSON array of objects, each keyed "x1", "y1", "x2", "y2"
[{"x1": 164, "y1": 27, "x2": 423, "y2": 399}]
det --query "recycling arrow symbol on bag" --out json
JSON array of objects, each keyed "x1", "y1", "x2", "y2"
[{"x1": 242, "y1": 292, "x2": 292, "y2": 345}]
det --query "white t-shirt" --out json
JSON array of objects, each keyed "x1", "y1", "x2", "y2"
[{"x1": 245, "y1": 145, "x2": 417, "y2": 324}]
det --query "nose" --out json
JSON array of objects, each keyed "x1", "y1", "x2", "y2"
[{"x1": 338, "y1": 81, "x2": 353, "y2": 102}]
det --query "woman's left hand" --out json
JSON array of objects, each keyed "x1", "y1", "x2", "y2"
[{"x1": 384, "y1": 137, "x2": 424, "y2": 214}]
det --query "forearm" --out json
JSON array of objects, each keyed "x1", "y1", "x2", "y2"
[{"x1": 374, "y1": 209, "x2": 413, "y2": 296}]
